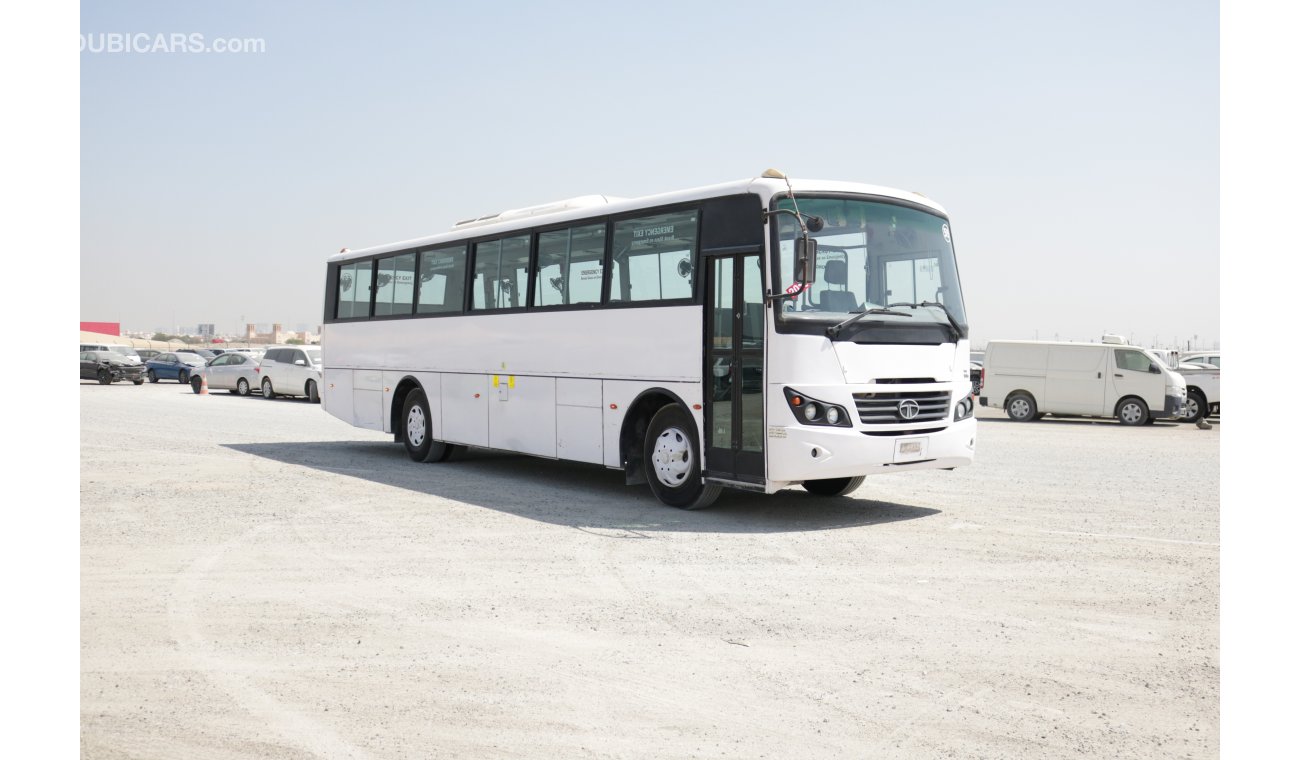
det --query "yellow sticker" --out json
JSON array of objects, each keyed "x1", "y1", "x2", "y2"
[
  {"x1": 508, "y1": 375, "x2": 516, "y2": 389},
  {"x1": 491, "y1": 375, "x2": 499, "y2": 388}
]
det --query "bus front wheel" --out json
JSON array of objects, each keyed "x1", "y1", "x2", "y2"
[
  {"x1": 803, "y1": 476, "x2": 866, "y2": 497},
  {"x1": 402, "y1": 388, "x2": 453, "y2": 463},
  {"x1": 644, "y1": 405, "x2": 721, "y2": 510}
]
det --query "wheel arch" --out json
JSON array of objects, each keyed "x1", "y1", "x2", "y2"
[
  {"x1": 1112, "y1": 394, "x2": 1148, "y2": 417},
  {"x1": 389, "y1": 375, "x2": 425, "y2": 441},
  {"x1": 1003, "y1": 389, "x2": 1036, "y2": 407},
  {"x1": 618, "y1": 387, "x2": 693, "y2": 486}
]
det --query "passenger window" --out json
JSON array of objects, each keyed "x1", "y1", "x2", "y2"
[
  {"x1": 535, "y1": 224, "x2": 605, "y2": 307},
  {"x1": 374, "y1": 252, "x2": 417, "y2": 316},
  {"x1": 1115, "y1": 349, "x2": 1150, "y2": 372},
  {"x1": 417, "y1": 245, "x2": 467, "y2": 314},
  {"x1": 609, "y1": 210, "x2": 698, "y2": 303},
  {"x1": 336, "y1": 261, "x2": 374, "y2": 319},
  {"x1": 472, "y1": 235, "x2": 530, "y2": 310}
]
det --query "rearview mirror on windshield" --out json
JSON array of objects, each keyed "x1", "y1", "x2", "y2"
[{"x1": 794, "y1": 237, "x2": 818, "y2": 284}]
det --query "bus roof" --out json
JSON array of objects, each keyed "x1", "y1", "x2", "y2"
[{"x1": 328, "y1": 176, "x2": 947, "y2": 263}]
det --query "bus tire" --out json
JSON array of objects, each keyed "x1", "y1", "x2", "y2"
[
  {"x1": 1006, "y1": 392, "x2": 1037, "y2": 422},
  {"x1": 402, "y1": 388, "x2": 452, "y2": 463},
  {"x1": 644, "y1": 405, "x2": 721, "y2": 510},
  {"x1": 803, "y1": 476, "x2": 865, "y2": 497}
]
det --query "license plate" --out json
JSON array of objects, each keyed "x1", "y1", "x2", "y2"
[{"x1": 894, "y1": 437, "x2": 929, "y2": 462}]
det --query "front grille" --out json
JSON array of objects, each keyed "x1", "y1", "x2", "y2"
[{"x1": 853, "y1": 390, "x2": 952, "y2": 424}]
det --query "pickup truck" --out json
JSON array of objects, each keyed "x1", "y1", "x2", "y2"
[{"x1": 1175, "y1": 362, "x2": 1219, "y2": 422}]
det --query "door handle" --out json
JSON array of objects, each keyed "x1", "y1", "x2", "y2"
[
  {"x1": 1114, "y1": 373, "x2": 1123, "y2": 378},
  {"x1": 1097, "y1": 372, "x2": 1102, "y2": 378}
]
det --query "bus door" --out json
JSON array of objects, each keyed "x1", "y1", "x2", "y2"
[{"x1": 704, "y1": 253, "x2": 765, "y2": 483}]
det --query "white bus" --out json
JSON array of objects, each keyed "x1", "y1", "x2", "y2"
[{"x1": 321, "y1": 172, "x2": 976, "y2": 508}]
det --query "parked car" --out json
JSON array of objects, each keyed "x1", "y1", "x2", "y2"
[
  {"x1": 258, "y1": 346, "x2": 322, "y2": 402},
  {"x1": 81, "y1": 350, "x2": 145, "y2": 385},
  {"x1": 176, "y1": 348, "x2": 217, "y2": 361},
  {"x1": 136, "y1": 349, "x2": 162, "y2": 362},
  {"x1": 1174, "y1": 363, "x2": 1219, "y2": 423},
  {"x1": 980, "y1": 337, "x2": 1188, "y2": 425},
  {"x1": 1179, "y1": 351, "x2": 1220, "y2": 369},
  {"x1": 145, "y1": 352, "x2": 207, "y2": 384},
  {"x1": 189, "y1": 352, "x2": 262, "y2": 396},
  {"x1": 80, "y1": 343, "x2": 143, "y2": 365},
  {"x1": 970, "y1": 360, "x2": 983, "y2": 395}
]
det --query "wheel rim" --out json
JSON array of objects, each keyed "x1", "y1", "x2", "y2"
[
  {"x1": 651, "y1": 426, "x2": 692, "y2": 487},
  {"x1": 1121, "y1": 402, "x2": 1142, "y2": 423},
  {"x1": 1009, "y1": 399, "x2": 1030, "y2": 418},
  {"x1": 237, "y1": 379, "x2": 248, "y2": 395},
  {"x1": 262, "y1": 380, "x2": 272, "y2": 394},
  {"x1": 1186, "y1": 398, "x2": 1200, "y2": 418},
  {"x1": 406, "y1": 404, "x2": 427, "y2": 447}
]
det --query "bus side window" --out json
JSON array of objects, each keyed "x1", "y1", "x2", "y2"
[
  {"x1": 535, "y1": 224, "x2": 605, "y2": 307},
  {"x1": 417, "y1": 245, "x2": 467, "y2": 314},
  {"x1": 472, "y1": 235, "x2": 529, "y2": 311},
  {"x1": 609, "y1": 210, "x2": 699, "y2": 304}
]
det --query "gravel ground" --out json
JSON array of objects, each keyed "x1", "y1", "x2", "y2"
[{"x1": 81, "y1": 380, "x2": 1219, "y2": 759}]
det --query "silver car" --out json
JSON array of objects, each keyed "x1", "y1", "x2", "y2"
[{"x1": 190, "y1": 352, "x2": 263, "y2": 396}]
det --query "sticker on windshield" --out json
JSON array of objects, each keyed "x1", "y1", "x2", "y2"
[
  {"x1": 941, "y1": 223, "x2": 951, "y2": 243},
  {"x1": 785, "y1": 282, "x2": 807, "y2": 295}
]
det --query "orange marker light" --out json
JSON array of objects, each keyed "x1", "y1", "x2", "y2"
[
  {"x1": 474, "y1": 393, "x2": 480, "y2": 398},
  {"x1": 791, "y1": 396, "x2": 803, "y2": 406},
  {"x1": 692, "y1": 404, "x2": 702, "y2": 410},
  {"x1": 609, "y1": 403, "x2": 618, "y2": 410}
]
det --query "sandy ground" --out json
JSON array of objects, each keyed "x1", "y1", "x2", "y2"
[{"x1": 81, "y1": 381, "x2": 1218, "y2": 759}]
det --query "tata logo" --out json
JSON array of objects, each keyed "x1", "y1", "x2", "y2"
[{"x1": 897, "y1": 399, "x2": 921, "y2": 420}]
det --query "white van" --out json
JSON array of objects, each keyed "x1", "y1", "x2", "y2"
[{"x1": 980, "y1": 338, "x2": 1187, "y2": 425}]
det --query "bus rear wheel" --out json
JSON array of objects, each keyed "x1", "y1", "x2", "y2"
[
  {"x1": 803, "y1": 476, "x2": 865, "y2": 497},
  {"x1": 644, "y1": 405, "x2": 721, "y2": 510},
  {"x1": 402, "y1": 388, "x2": 453, "y2": 463}
]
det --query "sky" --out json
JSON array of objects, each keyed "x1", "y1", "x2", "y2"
[{"x1": 80, "y1": 0, "x2": 1219, "y2": 348}]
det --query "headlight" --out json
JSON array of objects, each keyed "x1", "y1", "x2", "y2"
[
  {"x1": 953, "y1": 393, "x2": 975, "y2": 422},
  {"x1": 784, "y1": 388, "x2": 853, "y2": 427}
]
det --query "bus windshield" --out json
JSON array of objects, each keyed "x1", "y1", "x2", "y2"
[{"x1": 774, "y1": 197, "x2": 967, "y2": 332}]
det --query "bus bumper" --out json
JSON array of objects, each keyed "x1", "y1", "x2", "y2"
[{"x1": 766, "y1": 417, "x2": 977, "y2": 483}]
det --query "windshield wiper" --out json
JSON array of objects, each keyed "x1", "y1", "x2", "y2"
[
  {"x1": 887, "y1": 301, "x2": 969, "y2": 339},
  {"x1": 826, "y1": 308, "x2": 912, "y2": 339}
]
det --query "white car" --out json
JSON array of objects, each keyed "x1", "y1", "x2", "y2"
[
  {"x1": 258, "y1": 346, "x2": 322, "y2": 403},
  {"x1": 1179, "y1": 351, "x2": 1220, "y2": 369}
]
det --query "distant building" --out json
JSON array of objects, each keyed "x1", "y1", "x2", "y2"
[{"x1": 197, "y1": 323, "x2": 216, "y2": 339}]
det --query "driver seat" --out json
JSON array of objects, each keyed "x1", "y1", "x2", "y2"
[{"x1": 818, "y1": 259, "x2": 858, "y2": 311}]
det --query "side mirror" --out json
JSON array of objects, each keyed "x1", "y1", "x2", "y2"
[
  {"x1": 794, "y1": 237, "x2": 818, "y2": 284},
  {"x1": 295, "y1": 359, "x2": 307, "y2": 366},
  {"x1": 1148, "y1": 363, "x2": 1160, "y2": 374}
]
